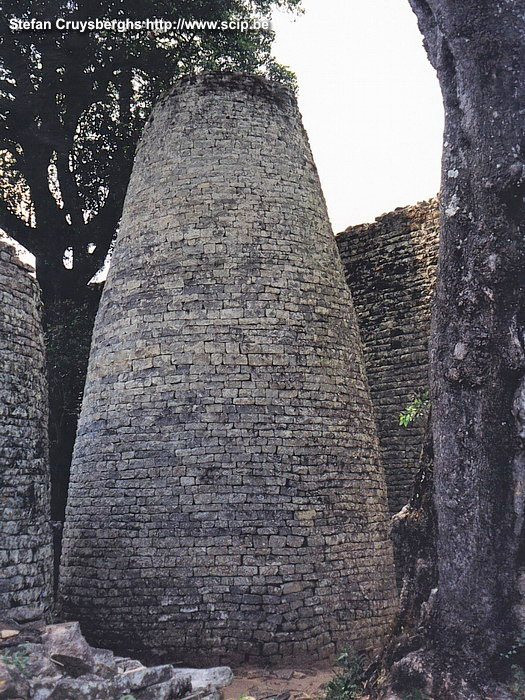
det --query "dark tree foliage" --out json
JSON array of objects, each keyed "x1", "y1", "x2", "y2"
[
  {"x1": 0, "y1": 0, "x2": 300, "y2": 525},
  {"x1": 0, "y1": 0, "x2": 300, "y2": 302}
]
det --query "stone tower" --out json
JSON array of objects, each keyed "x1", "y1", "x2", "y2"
[
  {"x1": 0, "y1": 239, "x2": 52, "y2": 613},
  {"x1": 337, "y1": 201, "x2": 439, "y2": 513},
  {"x1": 60, "y1": 73, "x2": 397, "y2": 665}
]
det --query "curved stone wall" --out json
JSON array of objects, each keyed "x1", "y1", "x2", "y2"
[
  {"x1": 336, "y1": 201, "x2": 439, "y2": 513},
  {"x1": 0, "y1": 239, "x2": 52, "y2": 613},
  {"x1": 60, "y1": 73, "x2": 397, "y2": 665}
]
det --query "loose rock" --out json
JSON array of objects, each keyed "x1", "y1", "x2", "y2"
[
  {"x1": 0, "y1": 607, "x2": 233, "y2": 700},
  {"x1": 176, "y1": 667, "x2": 233, "y2": 691},
  {"x1": 43, "y1": 622, "x2": 95, "y2": 677}
]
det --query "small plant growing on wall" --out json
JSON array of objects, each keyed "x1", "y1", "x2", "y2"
[{"x1": 399, "y1": 391, "x2": 430, "y2": 427}]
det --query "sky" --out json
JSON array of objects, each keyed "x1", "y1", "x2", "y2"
[
  {"x1": 4, "y1": 1, "x2": 444, "y2": 267},
  {"x1": 270, "y1": 0, "x2": 444, "y2": 232}
]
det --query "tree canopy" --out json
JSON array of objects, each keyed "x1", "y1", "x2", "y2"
[{"x1": 0, "y1": 0, "x2": 300, "y2": 302}]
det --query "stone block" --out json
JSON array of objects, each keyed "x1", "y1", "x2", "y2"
[{"x1": 60, "y1": 72, "x2": 397, "y2": 666}]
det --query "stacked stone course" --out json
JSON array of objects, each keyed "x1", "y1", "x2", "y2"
[
  {"x1": 336, "y1": 200, "x2": 439, "y2": 514},
  {"x1": 60, "y1": 73, "x2": 397, "y2": 665},
  {"x1": 0, "y1": 239, "x2": 52, "y2": 613}
]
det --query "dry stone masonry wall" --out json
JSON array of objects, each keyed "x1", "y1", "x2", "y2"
[
  {"x1": 0, "y1": 239, "x2": 52, "y2": 614},
  {"x1": 60, "y1": 73, "x2": 397, "y2": 665},
  {"x1": 336, "y1": 201, "x2": 439, "y2": 514}
]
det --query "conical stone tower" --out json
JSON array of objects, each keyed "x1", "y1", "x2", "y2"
[{"x1": 60, "y1": 73, "x2": 397, "y2": 665}]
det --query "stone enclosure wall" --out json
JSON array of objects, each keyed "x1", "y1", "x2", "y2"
[
  {"x1": 60, "y1": 73, "x2": 397, "y2": 666},
  {"x1": 0, "y1": 239, "x2": 52, "y2": 613},
  {"x1": 337, "y1": 201, "x2": 439, "y2": 514}
]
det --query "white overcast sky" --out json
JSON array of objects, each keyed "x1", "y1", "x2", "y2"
[{"x1": 271, "y1": 0, "x2": 444, "y2": 232}]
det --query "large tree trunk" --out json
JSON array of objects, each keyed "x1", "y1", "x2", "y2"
[{"x1": 378, "y1": 2, "x2": 525, "y2": 697}]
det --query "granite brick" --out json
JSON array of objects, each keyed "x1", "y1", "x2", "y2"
[
  {"x1": 60, "y1": 73, "x2": 397, "y2": 666},
  {"x1": 0, "y1": 239, "x2": 52, "y2": 614},
  {"x1": 336, "y1": 200, "x2": 438, "y2": 513}
]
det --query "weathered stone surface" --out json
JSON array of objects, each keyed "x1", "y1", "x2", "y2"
[
  {"x1": 9, "y1": 608, "x2": 44, "y2": 625},
  {"x1": 23, "y1": 644, "x2": 62, "y2": 679},
  {"x1": 135, "y1": 676, "x2": 192, "y2": 700},
  {"x1": 113, "y1": 664, "x2": 175, "y2": 691},
  {"x1": 0, "y1": 629, "x2": 20, "y2": 641},
  {"x1": 59, "y1": 72, "x2": 397, "y2": 665},
  {"x1": 30, "y1": 682, "x2": 63, "y2": 700},
  {"x1": 0, "y1": 610, "x2": 226, "y2": 700},
  {"x1": 45, "y1": 674, "x2": 114, "y2": 700},
  {"x1": 91, "y1": 648, "x2": 118, "y2": 679},
  {"x1": 0, "y1": 660, "x2": 29, "y2": 699},
  {"x1": 336, "y1": 200, "x2": 439, "y2": 513},
  {"x1": 0, "y1": 240, "x2": 52, "y2": 614},
  {"x1": 114, "y1": 657, "x2": 145, "y2": 673},
  {"x1": 0, "y1": 618, "x2": 42, "y2": 650},
  {"x1": 176, "y1": 667, "x2": 232, "y2": 691},
  {"x1": 43, "y1": 622, "x2": 95, "y2": 677}
]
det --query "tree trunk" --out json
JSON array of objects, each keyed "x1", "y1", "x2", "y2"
[
  {"x1": 379, "y1": 414, "x2": 436, "y2": 665},
  {"x1": 378, "y1": 2, "x2": 525, "y2": 697}
]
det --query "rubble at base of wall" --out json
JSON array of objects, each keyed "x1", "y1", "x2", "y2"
[{"x1": 0, "y1": 607, "x2": 233, "y2": 700}]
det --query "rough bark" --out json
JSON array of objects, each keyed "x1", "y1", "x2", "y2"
[
  {"x1": 384, "y1": 415, "x2": 436, "y2": 662},
  {"x1": 377, "y1": 2, "x2": 525, "y2": 697}
]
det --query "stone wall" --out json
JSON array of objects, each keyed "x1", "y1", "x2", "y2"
[
  {"x1": 0, "y1": 239, "x2": 52, "y2": 613},
  {"x1": 336, "y1": 201, "x2": 439, "y2": 514},
  {"x1": 60, "y1": 73, "x2": 397, "y2": 666}
]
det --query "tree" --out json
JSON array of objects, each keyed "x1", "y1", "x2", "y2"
[
  {"x1": 0, "y1": 0, "x2": 299, "y2": 302},
  {"x1": 379, "y1": 2, "x2": 525, "y2": 697},
  {"x1": 0, "y1": 0, "x2": 300, "y2": 521}
]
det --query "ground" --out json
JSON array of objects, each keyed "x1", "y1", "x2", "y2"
[{"x1": 226, "y1": 664, "x2": 336, "y2": 700}]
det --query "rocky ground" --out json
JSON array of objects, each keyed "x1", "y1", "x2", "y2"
[
  {"x1": 0, "y1": 608, "x2": 339, "y2": 700},
  {"x1": 0, "y1": 606, "x2": 235, "y2": 699}
]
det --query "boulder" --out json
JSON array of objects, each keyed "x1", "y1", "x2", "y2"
[
  {"x1": 23, "y1": 643, "x2": 63, "y2": 679},
  {"x1": 0, "y1": 659, "x2": 29, "y2": 699},
  {"x1": 43, "y1": 622, "x2": 95, "y2": 677},
  {"x1": 177, "y1": 667, "x2": 233, "y2": 691},
  {"x1": 91, "y1": 648, "x2": 118, "y2": 679},
  {"x1": 0, "y1": 611, "x2": 232, "y2": 700},
  {"x1": 113, "y1": 664, "x2": 176, "y2": 692},
  {"x1": 44, "y1": 674, "x2": 115, "y2": 699},
  {"x1": 135, "y1": 676, "x2": 193, "y2": 700}
]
